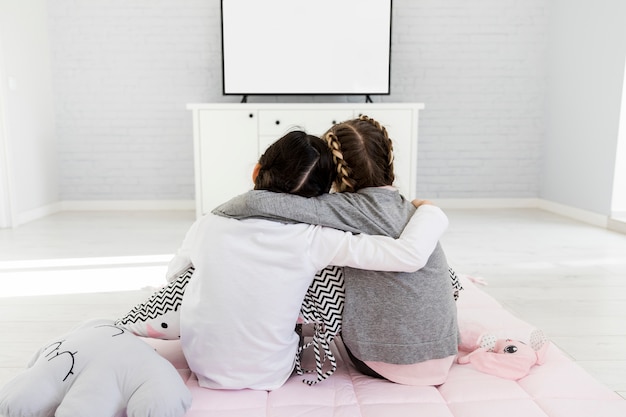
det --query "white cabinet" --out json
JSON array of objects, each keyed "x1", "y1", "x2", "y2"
[
  {"x1": 194, "y1": 109, "x2": 258, "y2": 216},
  {"x1": 257, "y1": 110, "x2": 353, "y2": 153},
  {"x1": 188, "y1": 103, "x2": 424, "y2": 217}
]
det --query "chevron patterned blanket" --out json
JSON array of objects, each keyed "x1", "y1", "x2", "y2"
[
  {"x1": 145, "y1": 275, "x2": 626, "y2": 417},
  {"x1": 295, "y1": 265, "x2": 344, "y2": 386}
]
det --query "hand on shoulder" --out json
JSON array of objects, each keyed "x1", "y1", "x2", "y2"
[{"x1": 411, "y1": 199, "x2": 435, "y2": 208}]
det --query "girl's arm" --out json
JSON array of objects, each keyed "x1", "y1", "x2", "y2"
[
  {"x1": 314, "y1": 204, "x2": 448, "y2": 273},
  {"x1": 213, "y1": 190, "x2": 321, "y2": 226},
  {"x1": 214, "y1": 190, "x2": 410, "y2": 235}
]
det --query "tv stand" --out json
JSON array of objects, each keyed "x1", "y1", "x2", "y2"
[{"x1": 187, "y1": 102, "x2": 424, "y2": 217}]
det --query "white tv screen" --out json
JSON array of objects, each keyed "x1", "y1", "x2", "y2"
[{"x1": 221, "y1": 0, "x2": 392, "y2": 96}]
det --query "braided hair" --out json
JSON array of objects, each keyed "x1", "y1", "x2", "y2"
[
  {"x1": 322, "y1": 115, "x2": 395, "y2": 193},
  {"x1": 255, "y1": 130, "x2": 336, "y2": 197}
]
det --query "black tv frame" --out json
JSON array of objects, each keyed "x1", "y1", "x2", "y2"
[{"x1": 220, "y1": 0, "x2": 393, "y2": 99}]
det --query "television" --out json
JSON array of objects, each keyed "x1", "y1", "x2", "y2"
[{"x1": 221, "y1": 0, "x2": 392, "y2": 97}]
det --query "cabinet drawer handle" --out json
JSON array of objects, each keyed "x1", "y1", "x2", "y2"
[
  {"x1": 275, "y1": 120, "x2": 280, "y2": 125},
  {"x1": 249, "y1": 113, "x2": 254, "y2": 118}
]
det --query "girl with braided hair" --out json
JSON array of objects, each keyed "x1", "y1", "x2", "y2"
[
  {"x1": 216, "y1": 116, "x2": 460, "y2": 386},
  {"x1": 165, "y1": 130, "x2": 450, "y2": 390}
]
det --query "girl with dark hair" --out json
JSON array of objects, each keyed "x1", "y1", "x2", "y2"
[
  {"x1": 216, "y1": 117, "x2": 460, "y2": 386},
  {"x1": 167, "y1": 130, "x2": 450, "y2": 390}
]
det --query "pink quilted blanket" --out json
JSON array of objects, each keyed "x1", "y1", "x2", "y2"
[{"x1": 149, "y1": 277, "x2": 626, "y2": 417}]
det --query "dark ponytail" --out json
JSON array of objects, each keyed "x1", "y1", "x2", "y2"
[{"x1": 255, "y1": 131, "x2": 335, "y2": 197}]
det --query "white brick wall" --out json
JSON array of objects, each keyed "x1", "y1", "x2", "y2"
[
  {"x1": 47, "y1": 0, "x2": 549, "y2": 200},
  {"x1": 48, "y1": 0, "x2": 221, "y2": 200},
  {"x1": 390, "y1": 0, "x2": 548, "y2": 198}
]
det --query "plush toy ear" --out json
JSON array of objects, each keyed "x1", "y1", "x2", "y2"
[
  {"x1": 479, "y1": 334, "x2": 497, "y2": 351},
  {"x1": 529, "y1": 329, "x2": 549, "y2": 365},
  {"x1": 534, "y1": 341, "x2": 550, "y2": 365}
]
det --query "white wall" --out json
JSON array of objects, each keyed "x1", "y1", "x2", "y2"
[
  {"x1": 542, "y1": 0, "x2": 626, "y2": 216},
  {"x1": 48, "y1": 0, "x2": 217, "y2": 201},
  {"x1": 610, "y1": 57, "x2": 626, "y2": 214},
  {"x1": 0, "y1": 0, "x2": 59, "y2": 224},
  {"x1": 394, "y1": 0, "x2": 548, "y2": 199},
  {"x1": 0, "y1": 34, "x2": 13, "y2": 228},
  {"x1": 5, "y1": 1, "x2": 624, "y2": 218},
  {"x1": 46, "y1": 0, "x2": 549, "y2": 201}
]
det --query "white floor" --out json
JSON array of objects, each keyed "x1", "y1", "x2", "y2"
[{"x1": 0, "y1": 208, "x2": 624, "y2": 399}]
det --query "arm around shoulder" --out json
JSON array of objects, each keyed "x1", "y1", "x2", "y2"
[
  {"x1": 388, "y1": 204, "x2": 448, "y2": 270},
  {"x1": 322, "y1": 204, "x2": 448, "y2": 273},
  {"x1": 213, "y1": 190, "x2": 321, "y2": 225}
]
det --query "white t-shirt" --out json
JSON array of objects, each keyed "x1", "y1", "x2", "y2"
[{"x1": 170, "y1": 205, "x2": 447, "y2": 390}]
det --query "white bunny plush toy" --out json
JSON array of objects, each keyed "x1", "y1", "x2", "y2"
[{"x1": 0, "y1": 319, "x2": 191, "y2": 417}]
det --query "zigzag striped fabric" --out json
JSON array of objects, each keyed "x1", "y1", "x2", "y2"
[
  {"x1": 450, "y1": 267, "x2": 463, "y2": 300},
  {"x1": 114, "y1": 263, "x2": 461, "y2": 382},
  {"x1": 295, "y1": 265, "x2": 345, "y2": 385},
  {"x1": 115, "y1": 266, "x2": 194, "y2": 337}
]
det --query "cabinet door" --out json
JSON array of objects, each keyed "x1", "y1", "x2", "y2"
[
  {"x1": 197, "y1": 110, "x2": 258, "y2": 214},
  {"x1": 258, "y1": 109, "x2": 353, "y2": 154},
  {"x1": 352, "y1": 108, "x2": 416, "y2": 199}
]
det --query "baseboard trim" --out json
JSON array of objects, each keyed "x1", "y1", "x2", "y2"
[
  {"x1": 607, "y1": 217, "x2": 626, "y2": 234},
  {"x1": 16, "y1": 202, "x2": 63, "y2": 226},
  {"x1": 12, "y1": 198, "x2": 619, "y2": 234},
  {"x1": 537, "y1": 199, "x2": 609, "y2": 228},
  {"x1": 59, "y1": 200, "x2": 195, "y2": 211},
  {"x1": 437, "y1": 197, "x2": 615, "y2": 230},
  {"x1": 12, "y1": 200, "x2": 195, "y2": 227},
  {"x1": 436, "y1": 198, "x2": 540, "y2": 209}
]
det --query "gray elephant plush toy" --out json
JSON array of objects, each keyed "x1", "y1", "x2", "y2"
[{"x1": 0, "y1": 319, "x2": 192, "y2": 417}]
